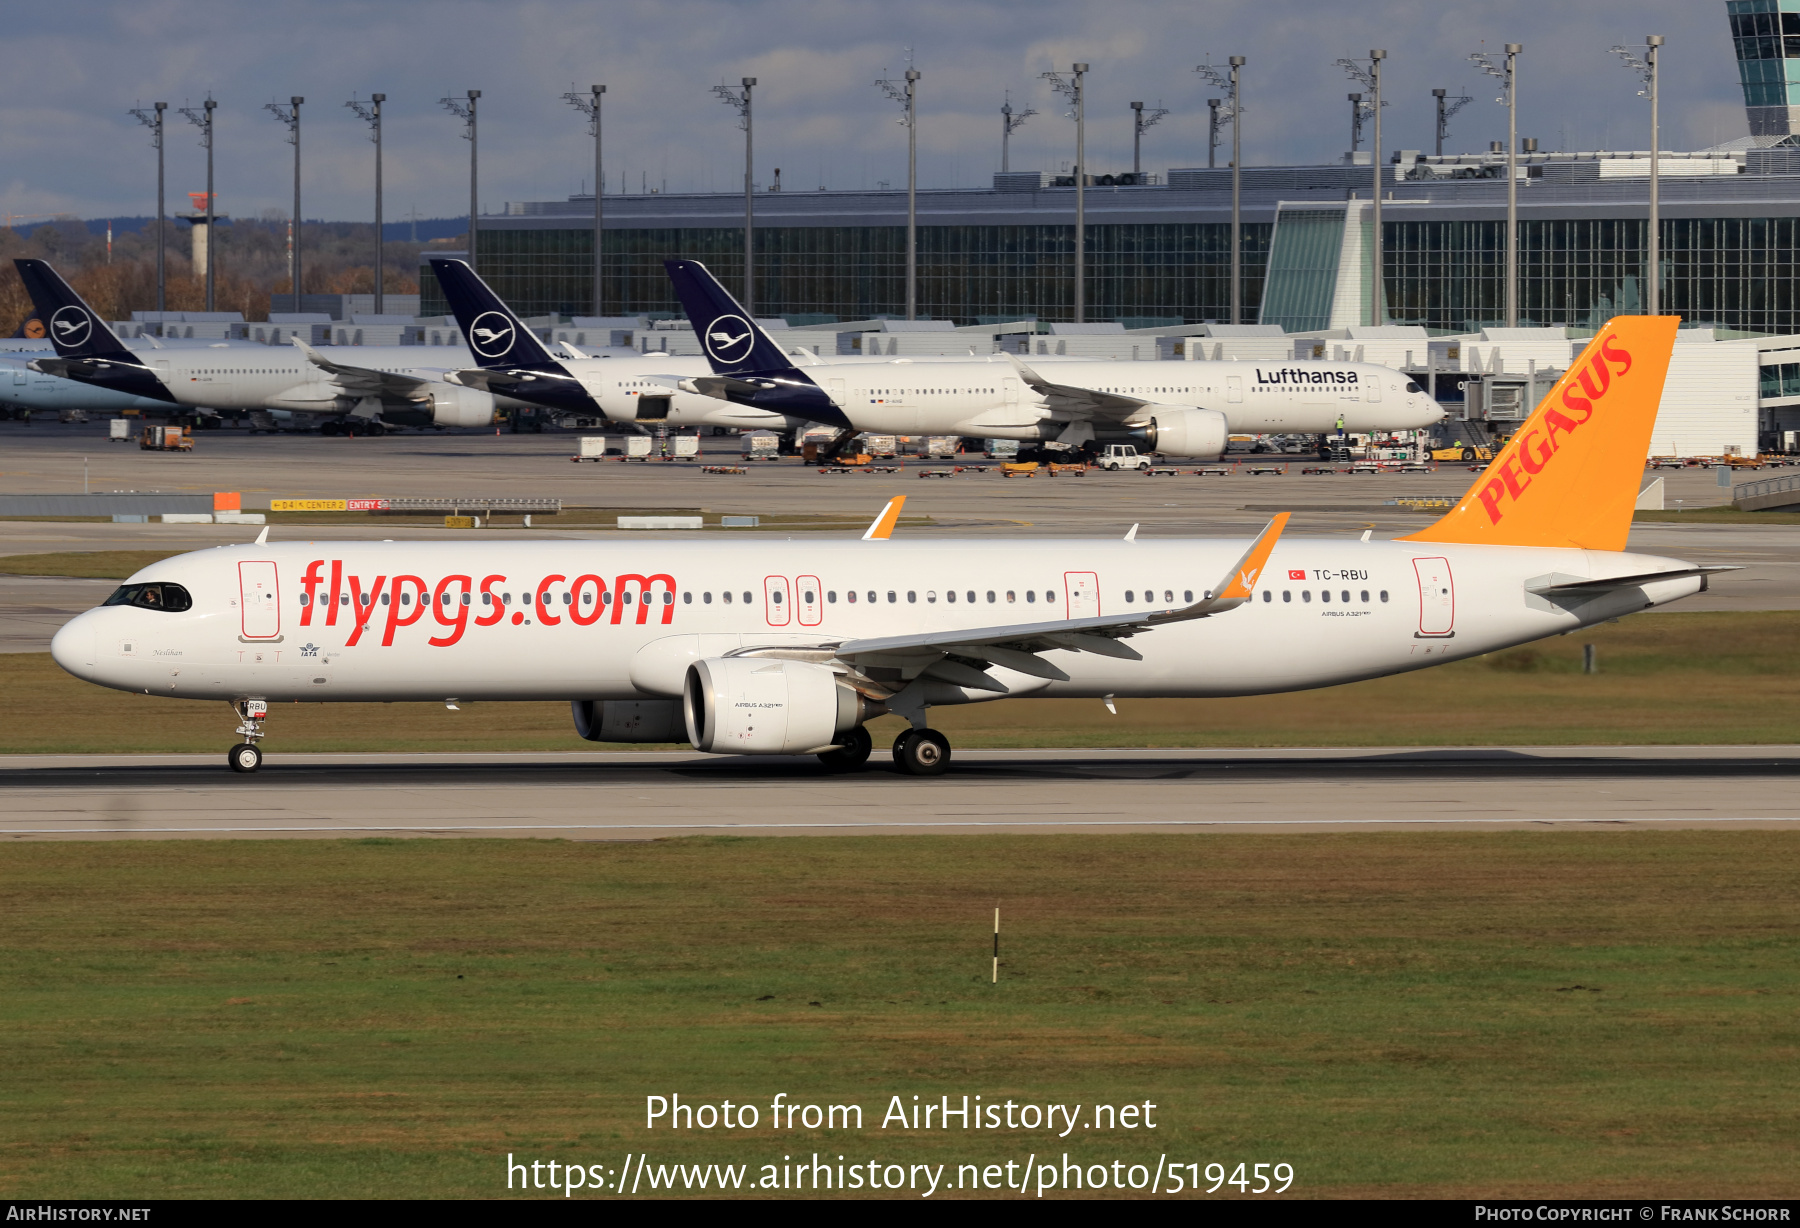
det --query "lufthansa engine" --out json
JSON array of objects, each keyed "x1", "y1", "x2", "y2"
[
  {"x1": 423, "y1": 383, "x2": 497, "y2": 429},
  {"x1": 683, "y1": 657, "x2": 874, "y2": 755},
  {"x1": 1137, "y1": 406, "x2": 1228, "y2": 460}
]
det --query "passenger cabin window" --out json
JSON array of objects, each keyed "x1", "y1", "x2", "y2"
[{"x1": 103, "y1": 582, "x2": 192, "y2": 612}]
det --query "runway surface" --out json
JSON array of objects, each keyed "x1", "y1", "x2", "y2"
[{"x1": 5, "y1": 746, "x2": 1799, "y2": 840}]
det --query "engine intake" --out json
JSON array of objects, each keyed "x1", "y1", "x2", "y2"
[
  {"x1": 1138, "y1": 406, "x2": 1228, "y2": 460},
  {"x1": 424, "y1": 383, "x2": 497, "y2": 428},
  {"x1": 683, "y1": 657, "x2": 874, "y2": 754}
]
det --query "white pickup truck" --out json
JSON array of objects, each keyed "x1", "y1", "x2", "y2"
[{"x1": 1095, "y1": 444, "x2": 1152, "y2": 472}]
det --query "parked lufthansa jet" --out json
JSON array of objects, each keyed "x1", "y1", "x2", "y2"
[
  {"x1": 14, "y1": 259, "x2": 518, "y2": 433},
  {"x1": 662, "y1": 260, "x2": 1446, "y2": 457}
]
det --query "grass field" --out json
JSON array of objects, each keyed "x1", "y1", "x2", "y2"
[
  {"x1": 4, "y1": 610, "x2": 1797, "y2": 754},
  {"x1": 0, "y1": 834, "x2": 1793, "y2": 1199}
]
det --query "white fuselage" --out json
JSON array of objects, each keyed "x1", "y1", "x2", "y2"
[{"x1": 53, "y1": 536, "x2": 1698, "y2": 710}]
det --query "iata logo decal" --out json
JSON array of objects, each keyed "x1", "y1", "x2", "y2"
[
  {"x1": 703, "y1": 314, "x2": 756, "y2": 366},
  {"x1": 467, "y1": 311, "x2": 515, "y2": 359},
  {"x1": 50, "y1": 306, "x2": 91, "y2": 349},
  {"x1": 1474, "y1": 333, "x2": 1632, "y2": 525}
]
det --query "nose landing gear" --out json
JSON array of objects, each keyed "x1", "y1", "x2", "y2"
[{"x1": 227, "y1": 698, "x2": 268, "y2": 773}]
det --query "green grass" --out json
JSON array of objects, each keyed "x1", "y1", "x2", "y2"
[
  {"x1": 0, "y1": 835, "x2": 1794, "y2": 1198},
  {"x1": 0, "y1": 551, "x2": 183, "y2": 579},
  {"x1": 6, "y1": 611, "x2": 1799, "y2": 754}
]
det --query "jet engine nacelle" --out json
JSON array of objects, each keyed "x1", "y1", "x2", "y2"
[
  {"x1": 1139, "y1": 406, "x2": 1229, "y2": 460},
  {"x1": 423, "y1": 383, "x2": 497, "y2": 428},
  {"x1": 683, "y1": 657, "x2": 873, "y2": 755}
]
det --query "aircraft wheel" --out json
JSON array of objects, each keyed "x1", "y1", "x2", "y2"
[
  {"x1": 818, "y1": 725, "x2": 873, "y2": 771},
  {"x1": 893, "y1": 728, "x2": 951, "y2": 776},
  {"x1": 227, "y1": 743, "x2": 263, "y2": 773}
]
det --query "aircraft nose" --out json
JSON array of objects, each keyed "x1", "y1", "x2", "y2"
[{"x1": 50, "y1": 610, "x2": 99, "y2": 679}]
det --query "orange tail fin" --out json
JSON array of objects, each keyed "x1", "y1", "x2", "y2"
[{"x1": 1402, "y1": 315, "x2": 1679, "y2": 552}]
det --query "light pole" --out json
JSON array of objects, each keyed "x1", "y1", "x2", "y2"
[
  {"x1": 1001, "y1": 93, "x2": 1035, "y2": 174},
  {"x1": 1370, "y1": 49, "x2": 1387, "y2": 329},
  {"x1": 346, "y1": 94, "x2": 385, "y2": 314},
  {"x1": 563, "y1": 84, "x2": 606, "y2": 316},
  {"x1": 877, "y1": 64, "x2": 921, "y2": 318},
  {"x1": 1199, "y1": 58, "x2": 1246, "y2": 322},
  {"x1": 1432, "y1": 87, "x2": 1471, "y2": 157},
  {"x1": 439, "y1": 91, "x2": 480, "y2": 273},
  {"x1": 1471, "y1": 45, "x2": 1521, "y2": 326},
  {"x1": 264, "y1": 96, "x2": 303, "y2": 309},
  {"x1": 182, "y1": 97, "x2": 219, "y2": 312},
  {"x1": 1042, "y1": 63, "x2": 1088, "y2": 322},
  {"x1": 1130, "y1": 100, "x2": 1169, "y2": 176},
  {"x1": 1613, "y1": 36, "x2": 1663, "y2": 315},
  {"x1": 127, "y1": 101, "x2": 167, "y2": 314},
  {"x1": 712, "y1": 78, "x2": 756, "y2": 314}
]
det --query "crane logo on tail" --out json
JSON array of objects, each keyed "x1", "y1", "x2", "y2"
[
  {"x1": 467, "y1": 312, "x2": 515, "y2": 359},
  {"x1": 49, "y1": 306, "x2": 90, "y2": 350},
  {"x1": 702, "y1": 313, "x2": 756, "y2": 366}
]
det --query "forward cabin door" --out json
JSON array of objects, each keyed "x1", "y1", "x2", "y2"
[
  {"x1": 1412, "y1": 557, "x2": 1455, "y2": 637},
  {"x1": 764, "y1": 575, "x2": 791, "y2": 627},
  {"x1": 238, "y1": 561, "x2": 281, "y2": 639},
  {"x1": 1227, "y1": 375, "x2": 1244, "y2": 403},
  {"x1": 826, "y1": 378, "x2": 846, "y2": 408},
  {"x1": 796, "y1": 575, "x2": 823, "y2": 627},
  {"x1": 1064, "y1": 571, "x2": 1100, "y2": 619}
]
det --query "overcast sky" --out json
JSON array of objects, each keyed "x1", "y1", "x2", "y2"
[{"x1": 0, "y1": 0, "x2": 1748, "y2": 223}]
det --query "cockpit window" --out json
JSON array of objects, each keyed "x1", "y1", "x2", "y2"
[
  {"x1": 102, "y1": 582, "x2": 192, "y2": 612},
  {"x1": 1405, "y1": 381, "x2": 1423, "y2": 394}
]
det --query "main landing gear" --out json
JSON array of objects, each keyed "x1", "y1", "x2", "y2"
[
  {"x1": 892, "y1": 728, "x2": 951, "y2": 777},
  {"x1": 227, "y1": 698, "x2": 267, "y2": 773},
  {"x1": 817, "y1": 725, "x2": 873, "y2": 772}
]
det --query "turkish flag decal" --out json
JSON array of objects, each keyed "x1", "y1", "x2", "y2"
[{"x1": 1288, "y1": 569, "x2": 1306, "y2": 580}]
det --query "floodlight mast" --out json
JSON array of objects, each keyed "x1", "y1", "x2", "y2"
[
  {"x1": 1432, "y1": 87, "x2": 1472, "y2": 157},
  {"x1": 1042, "y1": 64, "x2": 1089, "y2": 322},
  {"x1": 876, "y1": 59, "x2": 921, "y2": 319},
  {"x1": 1369, "y1": 50, "x2": 1386, "y2": 329},
  {"x1": 713, "y1": 78, "x2": 756, "y2": 315},
  {"x1": 264, "y1": 96, "x2": 304, "y2": 310},
  {"x1": 128, "y1": 101, "x2": 168, "y2": 313},
  {"x1": 439, "y1": 91, "x2": 480, "y2": 276},
  {"x1": 1197, "y1": 56, "x2": 1245, "y2": 323},
  {"x1": 346, "y1": 94, "x2": 386, "y2": 314},
  {"x1": 1130, "y1": 100, "x2": 1169, "y2": 175},
  {"x1": 1001, "y1": 92, "x2": 1035, "y2": 174},
  {"x1": 1470, "y1": 45, "x2": 1521, "y2": 326},
  {"x1": 182, "y1": 97, "x2": 220, "y2": 312},
  {"x1": 1612, "y1": 37, "x2": 1663, "y2": 316},
  {"x1": 562, "y1": 84, "x2": 607, "y2": 316}
]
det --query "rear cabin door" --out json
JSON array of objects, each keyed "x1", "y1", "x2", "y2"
[
  {"x1": 1064, "y1": 571, "x2": 1100, "y2": 619},
  {"x1": 764, "y1": 575, "x2": 791, "y2": 627},
  {"x1": 1227, "y1": 375, "x2": 1244, "y2": 403},
  {"x1": 238, "y1": 560, "x2": 281, "y2": 639},
  {"x1": 796, "y1": 575, "x2": 823, "y2": 627},
  {"x1": 1412, "y1": 557, "x2": 1455, "y2": 637}
]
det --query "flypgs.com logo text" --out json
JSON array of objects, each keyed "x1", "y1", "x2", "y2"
[
  {"x1": 1473, "y1": 333, "x2": 1632, "y2": 525},
  {"x1": 297, "y1": 560, "x2": 679, "y2": 649},
  {"x1": 1254, "y1": 367, "x2": 1359, "y2": 385}
]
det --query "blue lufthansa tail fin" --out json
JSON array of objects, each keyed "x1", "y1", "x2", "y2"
[
  {"x1": 14, "y1": 260, "x2": 135, "y2": 359},
  {"x1": 664, "y1": 259, "x2": 793, "y2": 374},
  {"x1": 428, "y1": 258, "x2": 559, "y2": 369}
]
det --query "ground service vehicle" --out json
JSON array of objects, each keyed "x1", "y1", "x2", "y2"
[
  {"x1": 52, "y1": 318, "x2": 1720, "y2": 780},
  {"x1": 1096, "y1": 444, "x2": 1152, "y2": 471}
]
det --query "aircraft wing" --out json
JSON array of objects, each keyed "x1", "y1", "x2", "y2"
[
  {"x1": 30, "y1": 355, "x2": 146, "y2": 380},
  {"x1": 290, "y1": 337, "x2": 437, "y2": 399},
  {"x1": 746, "y1": 514, "x2": 1290, "y2": 696},
  {"x1": 1004, "y1": 352, "x2": 1159, "y2": 423},
  {"x1": 446, "y1": 365, "x2": 591, "y2": 396}
]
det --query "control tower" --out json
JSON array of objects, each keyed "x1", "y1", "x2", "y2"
[{"x1": 1730, "y1": 0, "x2": 1800, "y2": 138}]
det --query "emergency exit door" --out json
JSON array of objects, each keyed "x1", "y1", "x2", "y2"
[
  {"x1": 238, "y1": 561, "x2": 281, "y2": 639},
  {"x1": 1412, "y1": 557, "x2": 1455, "y2": 637}
]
